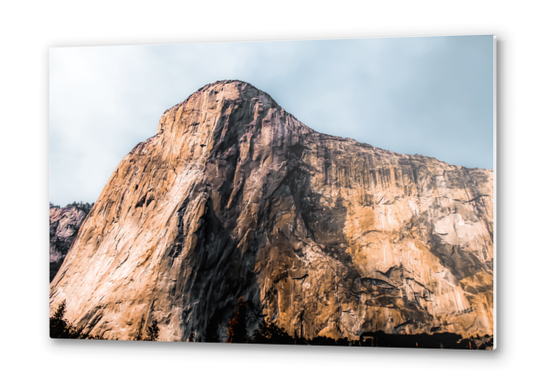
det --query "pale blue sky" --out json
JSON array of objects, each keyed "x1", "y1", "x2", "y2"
[{"x1": 50, "y1": 35, "x2": 494, "y2": 206}]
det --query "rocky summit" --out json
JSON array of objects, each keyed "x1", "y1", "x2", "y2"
[{"x1": 50, "y1": 80, "x2": 494, "y2": 342}]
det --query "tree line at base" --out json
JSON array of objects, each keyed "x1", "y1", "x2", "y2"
[
  {"x1": 50, "y1": 297, "x2": 492, "y2": 349},
  {"x1": 50, "y1": 300, "x2": 159, "y2": 341}
]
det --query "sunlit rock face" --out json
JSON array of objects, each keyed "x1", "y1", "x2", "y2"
[
  {"x1": 49, "y1": 203, "x2": 91, "y2": 282},
  {"x1": 50, "y1": 80, "x2": 493, "y2": 341}
]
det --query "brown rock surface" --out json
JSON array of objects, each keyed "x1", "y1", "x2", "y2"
[{"x1": 50, "y1": 80, "x2": 494, "y2": 341}]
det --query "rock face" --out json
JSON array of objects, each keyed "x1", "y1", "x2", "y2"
[
  {"x1": 49, "y1": 203, "x2": 92, "y2": 282},
  {"x1": 50, "y1": 80, "x2": 494, "y2": 342}
]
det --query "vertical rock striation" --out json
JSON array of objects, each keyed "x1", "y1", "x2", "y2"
[{"x1": 50, "y1": 80, "x2": 494, "y2": 342}]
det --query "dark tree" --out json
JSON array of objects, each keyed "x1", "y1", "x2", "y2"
[
  {"x1": 50, "y1": 300, "x2": 94, "y2": 339},
  {"x1": 204, "y1": 313, "x2": 222, "y2": 342},
  {"x1": 226, "y1": 297, "x2": 248, "y2": 343},
  {"x1": 188, "y1": 331, "x2": 196, "y2": 342},
  {"x1": 134, "y1": 315, "x2": 146, "y2": 341},
  {"x1": 135, "y1": 315, "x2": 160, "y2": 341},
  {"x1": 50, "y1": 300, "x2": 72, "y2": 338},
  {"x1": 250, "y1": 318, "x2": 297, "y2": 344},
  {"x1": 146, "y1": 320, "x2": 160, "y2": 341}
]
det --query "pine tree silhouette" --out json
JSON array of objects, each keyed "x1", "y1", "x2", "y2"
[
  {"x1": 226, "y1": 297, "x2": 248, "y2": 343},
  {"x1": 50, "y1": 300, "x2": 71, "y2": 338},
  {"x1": 134, "y1": 315, "x2": 160, "y2": 341},
  {"x1": 50, "y1": 300, "x2": 94, "y2": 339},
  {"x1": 146, "y1": 320, "x2": 160, "y2": 341},
  {"x1": 250, "y1": 318, "x2": 296, "y2": 344},
  {"x1": 204, "y1": 313, "x2": 222, "y2": 342}
]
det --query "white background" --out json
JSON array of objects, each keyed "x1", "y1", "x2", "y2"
[{"x1": 1, "y1": 0, "x2": 540, "y2": 382}]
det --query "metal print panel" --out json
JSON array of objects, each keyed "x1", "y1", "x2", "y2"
[{"x1": 49, "y1": 35, "x2": 495, "y2": 349}]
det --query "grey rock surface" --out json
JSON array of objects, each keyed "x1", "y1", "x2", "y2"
[{"x1": 49, "y1": 203, "x2": 92, "y2": 281}]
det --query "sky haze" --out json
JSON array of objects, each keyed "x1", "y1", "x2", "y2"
[{"x1": 50, "y1": 35, "x2": 494, "y2": 205}]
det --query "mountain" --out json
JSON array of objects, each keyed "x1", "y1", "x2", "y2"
[
  {"x1": 50, "y1": 80, "x2": 494, "y2": 343},
  {"x1": 49, "y1": 202, "x2": 92, "y2": 282}
]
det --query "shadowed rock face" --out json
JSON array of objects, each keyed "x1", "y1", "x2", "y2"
[
  {"x1": 49, "y1": 203, "x2": 92, "y2": 282},
  {"x1": 50, "y1": 80, "x2": 494, "y2": 341}
]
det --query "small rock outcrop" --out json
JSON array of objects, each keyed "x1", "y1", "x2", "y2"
[
  {"x1": 49, "y1": 203, "x2": 92, "y2": 281},
  {"x1": 50, "y1": 80, "x2": 493, "y2": 342}
]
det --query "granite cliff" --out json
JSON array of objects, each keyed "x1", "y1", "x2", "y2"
[{"x1": 50, "y1": 80, "x2": 494, "y2": 342}]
